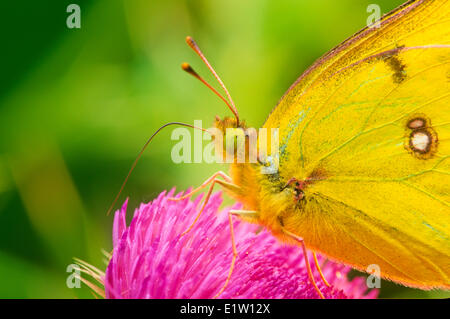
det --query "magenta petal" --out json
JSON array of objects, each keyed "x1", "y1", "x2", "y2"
[{"x1": 112, "y1": 198, "x2": 128, "y2": 248}]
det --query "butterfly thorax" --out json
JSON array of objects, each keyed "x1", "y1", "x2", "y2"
[{"x1": 228, "y1": 160, "x2": 330, "y2": 245}]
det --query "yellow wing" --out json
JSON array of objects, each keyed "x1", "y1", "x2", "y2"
[{"x1": 263, "y1": 0, "x2": 450, "y2": 289}]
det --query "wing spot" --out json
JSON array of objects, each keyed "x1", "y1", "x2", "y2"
[
  {"x1": 404, "y1": 114, "x2": 438, "y2": 159},
  {"x1": 407, "y1": 118, "x2": 426, "y2": 129},
  {"x1": 385, "y1": 55, "x2": 407, "y2": 83},
  {"x1": 410, "y1": 130, "x2": 431, "y2": 153}
]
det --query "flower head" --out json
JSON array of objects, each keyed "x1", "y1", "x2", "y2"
[{"x1": 105, "y1": 189, "x2": 378, "y2": 299}]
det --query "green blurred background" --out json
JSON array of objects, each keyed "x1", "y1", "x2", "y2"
[{"x1": 0, "y1": 0, "x2": 448, "y2": 298}]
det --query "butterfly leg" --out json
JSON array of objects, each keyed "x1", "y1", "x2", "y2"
[
  {"x1": 180, "y1": 177, "x2": 240, "y2": 237},
  {"x1": 313, "y1": 251, "x2": 331, "y2": 287},
  {"x1": 282, "y1": 228, "x2": 325, "y2": 299},
  {"x1": 167, "y1": 171, "x2": 232, "y2": 201},
  {"x1": 214, "y1": 210, "x2": 260, "y2": 299}
]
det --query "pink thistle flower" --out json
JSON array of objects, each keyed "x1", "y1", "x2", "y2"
[{"x1": 104, "y1": 189, "x2": 378, "y2": 299}]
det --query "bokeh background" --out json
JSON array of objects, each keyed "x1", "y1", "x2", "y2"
[{"x1": 0, "y1": 0, "x2": 448, "y2": 298}]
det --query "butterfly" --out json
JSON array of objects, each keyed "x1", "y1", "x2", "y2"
[{"x1": 110, "y1": 0, "x2": 449, "y2": 298}]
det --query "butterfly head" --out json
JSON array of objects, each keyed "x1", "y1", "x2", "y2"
[
  {"x1": 213, "y1": 115, "x2": 256, "y2": 163},
  {"x1": 214, "y1": 115, "x2": 246, "y2": 131}
]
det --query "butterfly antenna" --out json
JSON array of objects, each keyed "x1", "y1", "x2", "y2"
[
  {"x1": 106, "y1": 122, "x2": 210, "y2": 216},
  {"x1": 184, "y1": 36, "x2": 240, "y2": 126},
  {"x1": 181, "y1": 63, "x2": 236, "y2": 120}
]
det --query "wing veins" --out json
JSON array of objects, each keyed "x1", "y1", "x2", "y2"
[
  {"x1": 358, "y1": 59, "x2": 450, "y2": 134},
  {"x1": 313, "y1": 64, "x2": 450, "y2": 166},
  {"x1": 314, "y1": 192, "x2": 425, "y2": 282}
]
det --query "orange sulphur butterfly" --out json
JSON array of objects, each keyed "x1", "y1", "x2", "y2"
[{"x1": 111, "y1": 0, "x2": 450, "y2": 298}]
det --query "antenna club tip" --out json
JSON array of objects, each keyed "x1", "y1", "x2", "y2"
[
  {"x1": 181, "y1": 62, "x2": 190, "y2": 70},
  {"x1": 185, "y1": 36, "x2": 196, "y2": 48}
]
